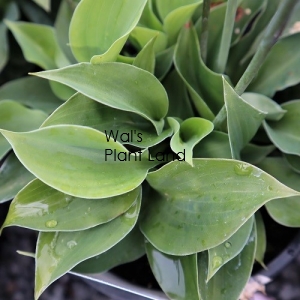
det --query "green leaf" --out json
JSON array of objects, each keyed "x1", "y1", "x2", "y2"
[
  {"x1": 174, "y1": 24, "x2": 223, "y2": 120},
  {"x1": 198, "y1": 223, "x2": 256, "y2": 300},
  {"x1": 73, "y1": 226, "x2": 145, "y2": 274},
  {"x1": 240, "y1": 143, "x2": 275, "y2": 165},
  {"x1": 6, "y1": 21, "x2": 69, "y2": 69},
  {"x1": 133, "y1": 37, "x2": 156, "y2": 73},
  {"x1": 163, "y1": 2, "x2": 202, "y2": 46},
  {"x1": 54, "y1": 0, "x2": 77, "y2": 64},
  {"x1": 169, "y1": 117, "x2": 214, "y2": 166},
  {"x1": 263, "y1": 100, "x2": 300, "y2": 156},
  {"x1": 49, "y1": 81, "x2": 75, "y2": 100},
  {"x1": 69, "y1": 0, "x2": 147, "y2": 63},
  {"x1": 257, "y1": 157, "x2": 300, "y2": 227},
  {"x1": 146, "y1": 242, "x2": 200, "y2": 300},
  {"x1": 242, "y1": 93, "x2": 286, "y2": 121},
  {"x1": 139, "y1": 0, "x2": 163, "y2": 31},
  {"x1": 249, "y1": 33, "x2": 300, "y2": 97},
  {"x1": 35, "y1": 195, "x2": 141, "y2": 300},
  {"x1": 41, "y1": 93, "x2": 172, "y2": 148},
  {"x1": 207, "y1": 216, "x2": 254, "y2": 282},
  {"x1": 3, "y1": 179, "x2": 140, "y2": 231},
  {"x1": 0, "y1": 125, "x2": 156, "y2": 199},
  {"x1": 33, "y1": 63, "x2": 168, "y2": 134},
  {"x1": 255, "y1": 211, "x2": 266, "y2": 267},
  {"x1": 224, "y1": 78, "x2": 266, "y2": 160},
  {"x1": 130, "y1": 26, "x2": 168, "y2": 53},
  {"x1": 284, "y1": 154, "x2": 300, "y2": 174},
  {"x1": 155, "y1": 46, "x2": 174, "y2": 80},
  {"x1": 164, "y1": 69, "x2": 194, "y2": 120},
  {"x1": 0, "y1": 100, "x2": 48, "y2": 159},
  {"x1": 32, "y1": 0, "x2": 51, "y2": 11},
  {"x1": 0, "y1": 153, "x2": 34, "y2": 204},
  {"x1": 140, "y1": 159, "x2": 299, "y2": 255},
  {"x1": 0, "y1": 76, "x2": 63, "y2": 114}
]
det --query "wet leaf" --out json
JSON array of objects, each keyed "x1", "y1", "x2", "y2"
[
  {"x1": 69, "y1": 0, "x2": 147, "y2": 63},
  {"x1": 146, "y1": 242, "x2": 200, "y2": 300},
  {"x1": 140, "y1": 159, "x2": 299, "y2": 255},
  {"x1": 35, "y1": 195, "x2": 141, "y2": 300},
  {"x1": 3, "y1": 179, "x2": 140, "y2": 231},
  {"x1": 0, "y1": 125, "x2": 156, "y2": 199},
  {"x1": 32, "y1": 62, "x2": 168, "y2": 134}
]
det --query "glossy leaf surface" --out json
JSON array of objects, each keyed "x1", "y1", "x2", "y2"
[
  {"x1": 141, "y1": 159, "x2": 299, "y2": 255},
  {"x1": 0, "y1": 77, "x2": 63, "y2": 114},
  {"x1": 207, "y1": 216, "x2": 253, "y2": 281},
  {"x1": 35, "y1": 196, "x2": 141, "y2": 299},
  {"x1": 258, "y1": 157, "x2": 300, "y2": 227},
  {"x1": 0, "y1": 153, "x2": 34, "y2": 204},
  {"x1": 3, "y1": 179, "x2": 140, "y2": 231},
  {"x1": 242, "y1": 93, "x2": 286, "y2": 121},
  {"x1": 69, "y1": 0, "x2": 147, "y2": 63},
  {"x1": 169, "y1": 117, "x2": 214, "y2": 165},
  {"x1": 0, "y1": 100, "x2": 47, "y2": 159},
  {"x1": 224, "y1": 78, "x2": 266, "y2": 160},
  {"x1": 264, "y1": 100, "x2": 300, "y2": 156},
  {"x1": 198, "y1": 224, "x2": 256, "y2": 300},
  {"x1": 146, "y1": 242, "x2": 200, "y2": 300},
  {"x1": 74, "y1": 226, "x2": 145, "y2": 274},
  {"x1": 42, "y1": 93, "x2": 172, "y2": 148},
  {"x1": 33, "y1": 63, "x2": 168, "y2": 133},
  {"x1": 0, "y1": 125, "x2": 156, "y2": 199}
]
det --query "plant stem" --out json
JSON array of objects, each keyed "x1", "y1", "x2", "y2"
[
  {"x1": 213, "y1": 0, "x2": 238, "y2": 73},
  {"x1": 200, "y1": 0, "x2": 211, "y2": 63},
  {"x1": 213, "y1": 0, "x2": 298, "y2": 129}
]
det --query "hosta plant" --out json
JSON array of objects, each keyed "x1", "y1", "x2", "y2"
[{"x1": 1, "y1": 0, "x2": 300, "y2": 299}]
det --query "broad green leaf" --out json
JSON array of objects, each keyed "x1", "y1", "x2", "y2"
[
  {"x1": 207, "y1": 216, "x2": 253, "y2": 281},
  {"x1": 35, "y1": 196, "x2": 141, "y2": 300},
  {"x1": 198, "y1": 224, "x2": 256, "y2": 300},
  {"x1": 258, "y1": 157, "x2": 300, "y2": 227},
  {"x1": 155, "y1": 46, "x2": 174, "y2": 80},
  {"x1": 6, "y1": 21, "x2": 69, "y2": 69},
  {"x1": 73, "y1": 226, "x2": 145, "y2": 274},
  {"x1": 240, "y1": 143, "x2": 275, "y2": 165},
  {"x1": 54, "y1": 0, "x2": 77, "y2": 64},
  {"x1": 175, "y1": 24, "x2": 223, "y2": 120},
  {"x1": 49, "y1": 81, "x2": 75, "y2": 100},
  {"x1": 139, "y1": 0, "x2": 163, "y2": 31},
  {"x1": 249, "y1": 33, "x2": 300, "y2": 97},
  {"x1": 32, "y1": 0, "x2": 50, "y2": 11},
  {"x1": 130, "y1": 26, "x2": 168, "y2": 53},
  {"x1": 194, "y1": 131, "x2": 232, "y2": 159},
  {"x1": 140, "y1": 159, "x2": 299, "y2": 255},
  {"x1": 155, "y1": 0, "x2": 199, "y2": 21},
  {"x1": 3, "y1": 179, "x2": 140, "y2": 231},
  {"x1": 0, "y1": 153, "x2": 34, "y2": 204},
  {"x1": 169, "y1": 117, "x2": 214, "y2": 166},
  {"x1": 264, "y1": 100, "x2": 300, "y2": 156},
  {"x1": 33, "y1": 63, "x2": 168, "y2": 134},
  {"x1": 146, "y1": 242, "x2": 200, "y2": 300},
  {"x1": 133, "y1": 37, "x2": 156, "y2": 73},
  {"x1": 284, "y1": 154, "x2": 300, "y2": 174},
  {"x1": 224, "y1": 78, "x2": 266, "y2": 160},
  {"x1": 0, "y1": 100, "x2": 47, "y2": 159},
  {"x1": 164, "y1": 69, "x2": 194, "y2": 120},
  {"x1": 69, "y1": 0, "x2": 147, "y2": 63},
  {"x1": 0, "y1": 125, "x2": 156, "y2": 199},
  {"x1": 163, "y1": 2, "x2": 202, "y2": 46},
  {"x1": 255, "y1": 211, "x2": 266, "y2": 267},
  {"x1": 242, "y1": 93, "x2": 286, "y2": 121},
  {"x1": 41, "y1": 93, "x2": 172, "y2": 148},
  {"x1": 0, "y1": 77, "x2": 63, "y2": 114}
]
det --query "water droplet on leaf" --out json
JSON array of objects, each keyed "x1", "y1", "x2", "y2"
[
  {"x1": 45, "y1": 220, "x2": 58, "y2": 228},
  {"x1": 234, "y1": 164, "x2": 252, "y2": 176},
  {"x1": 67, "y1": 240, "x2": 77, "y2": 249},
  {"x1": 212, "y1": 256, "x2": 223, "y2": 269},
  {"x1": 225, "y1": 242, "x2": 231, "y2": 248}
]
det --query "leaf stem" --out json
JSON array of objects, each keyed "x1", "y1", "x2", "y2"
[
  {"x1": 200, "y1": 0, "x2": 211, "y2": 63},
  {"x1": 213, "y1": 0, "x2": 238, "y2": 73},
  {"x1": 213, "y1": 0, "x2": 298, "y2": 129}
]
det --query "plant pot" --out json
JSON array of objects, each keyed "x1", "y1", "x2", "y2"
[{"x1": 71, "y1": 230, "x2": 300, "y2": 300}]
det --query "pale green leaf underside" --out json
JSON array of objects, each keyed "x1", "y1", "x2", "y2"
[
  {"x1": 0, "y1": 125, "x2": 156, "y2": 199},
  {"x1": 141, "y1": 159, "x2": 299, "y2": 255},
  {"x1": 3, "y1": 179, "x2": 140, "y2": 231}
]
